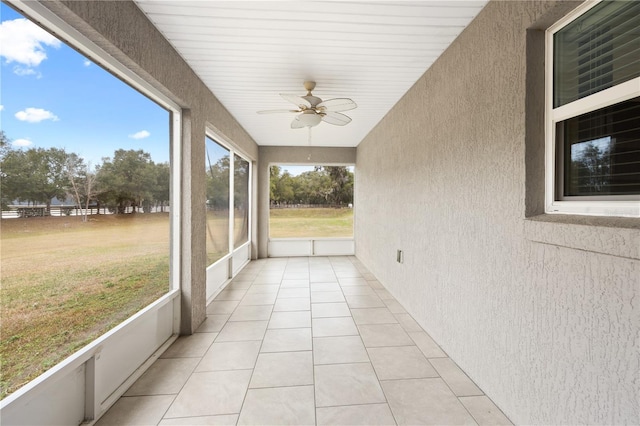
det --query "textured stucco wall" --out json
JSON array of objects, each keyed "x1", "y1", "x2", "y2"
[
  {"x1": 36, "y1": 0, "x2": 259, "y2": 334},
  {"x1": 257, "y1": 146, "x2": 357, "y2": 258},
  {"x1": 355, "y1": 1, "x2": 640, "y2": 424}
]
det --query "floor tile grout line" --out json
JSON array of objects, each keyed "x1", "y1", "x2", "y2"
[{"x1": 233, "y1": 259, "x2": 272, "y2": 425}]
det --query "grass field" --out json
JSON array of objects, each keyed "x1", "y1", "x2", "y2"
[
  {"x1": 269, "y1": 207, "x2": 353, "y2": 238},
  {"x1": 0, "y1": 214, "x2": 170, "y2": 399}
]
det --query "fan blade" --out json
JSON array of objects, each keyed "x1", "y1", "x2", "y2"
[
  {"x1": 321, "y1": 111, "x2": 352, "y2": 126},
  {"x1": 257, "y1": 109, "x2": 299, "y2": 114},
  {"x1": 317, "y1": 98, "x2": 357, "y2": 112},
  {"x1": 281, "y1": 94, "x2": 312, "y2": 109},
  {"x1": 291, "y1": 117, "x2": 306, "y2": 129}
]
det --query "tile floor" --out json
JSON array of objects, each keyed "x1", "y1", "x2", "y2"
[{"x1": 96, "y1": 257, "x2": 512, "y2": 426}]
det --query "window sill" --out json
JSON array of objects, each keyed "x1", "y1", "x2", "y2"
[{"x1": 524, "y1": 214, "x2": 640, "y2": 260}]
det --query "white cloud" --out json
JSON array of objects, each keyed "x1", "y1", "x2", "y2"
[
  {"x1": 0, "y1": 105, "x2": 4, "y2": 111},
  {"x1": 0, "y1": 18, "x2": 61, "y2": 75},
  {"x1": 13, "y1": 66, "x2": 40, "y2": 78},
  {"x1": 13, "y1": 138, "x2": 33, "y2": 147},
  {"x1": 129, "y1": 130, "x2": 150, "y2": 140},
  {"x1": 15, "y1": 107, "x2": 59, "y2": 123},
  {"x1": 83, "y1": 59, "x2": 91, "y2": 67}
]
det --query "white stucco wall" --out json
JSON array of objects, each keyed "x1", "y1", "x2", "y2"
[{"x1": 354, "y1": 1, "x2": 639, "y2": 424}]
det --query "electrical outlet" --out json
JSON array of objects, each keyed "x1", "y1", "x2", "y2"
[{"x1": 397, "y1": 249, "x2": 403, "y2": 264}]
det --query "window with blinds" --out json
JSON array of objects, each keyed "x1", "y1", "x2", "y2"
[
  {"x1": 560, "y1": 97, "x2": 640, "y2": 196},
  {"x1": 550, "y1": 1, "x2": 640, "y2": 203},
  {"x1": 553, "y1": 1, "x2": 640, "y2": 108}
]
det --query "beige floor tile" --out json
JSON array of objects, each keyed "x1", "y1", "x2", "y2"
[
  {"x1": 310, "y1": 282, "x2": 341, "y2": 291},
  {"x1": 249, "y1": 351, "x2": 313, "y2": 388},
  {"x1": 283, "y1": 272, "x2": 309, "y2": 280},
  {"x1": 313, "y1": 336, "x2": 369, "y2": 365},
  {"x1": 273, "y1": 297, "x2": 310, "y2": 312},
  {"x1": 280, "y1": 279, "x2": 310, "y2": 288},
  {"x1": 460, "y1": 396, "x2": 513, "y2": 425},
  {"x1": 312, "y1": 317, "x2": 359, "y2": 337},
  {"x1": 237, "y1": 293, "x2": 277, "y2": 306},
  {"x1": 310, "y1": 274, "x2": 339, "y2": 283},
  {"x1": 408, "y1": 331, "x2": 447, "y2": 358},
  {"x1": 316, "y1": 403, "x2": 396, "y2": 426},
  {"x1": 314, "y1": 363, "x2": 386, "y2": 407},
  {"x1": 238, "y1": 385, "x2": 315, "y2": 426},
  {"x1": 334, "y1": 270, "x2": 362, "y2": 279},
  {"x1": 367, "y1": 280, "x2": 385, "y2": 289},
  {"x1": 159, "y1": 414, "x2": 238, "y2": 425},
  {"x1": 382, "y1": 378, "x2": 477, "y2": 425},
  {"x1": 215, "y1": 320, "x2": 268, "y2": 342},
  {"x1": 358, "y1": 324, "x2": 414, "y2": 347},
  {"x1": 196, "y1": 314, "x2": 229, "y2": 333},
  {"x1": 341, "y1": 286, "x2": 376, "y2": 296},
  {"x1": 367, "y1": 346, "x2": 438, "y2": 380},
  {"x1": 161, "y1": 333, "x2": 217, "y2": 358},
  {"x1": 351, "y1": 308, "x2": 398, "y2": 325},
  {"x1": 393, "y1": 313, "x2": 423, "y2": 332},
  {"x1": 311, "y1": 302, "x2": 351, "y2": 318},
  {"x1": 338, "y1": 277, "x2": 369, "y2": 286},
  {"x1": 261, "y1": 328, "x2": 312, "y2": 352},
  {"x1": 252, "y1": 276, "x2": 282, "y2": 284},
  {"x1": 383, "y1": 299, "x2": 407, "y2": 314},
  {"x1": 229, "y1": 305, "x2": 272, "y2": 321},
  {"x1": 196, "y1": 341, "x2": 261, "y2": 372},
  {"x1": 311, "y1": 290, "x2": 346, "y2": 303},
  {"x1": 95, "y1": 395, "x2": 175, "y2": 426},
  {"x1": 164, "y1": 370, "x2": 251, "y2": 418},
  {"x1": 313, "y1": 336, "x2": 370, "y2": 365},
  {"x1": 125, "y1": 358, "x2": 199, "y2": 396},
  {"x1": 429, "y1": 358, "x2": 484, "y2": 396},
  {"x1": 245, "y1": 284, "x2": 279, "y2": 294},
  {"x1": 374, "y1": 289, "x2": 395, "y2": 300},
  {"x1": 206, "y1": 300, "x2": 239, "y2": 315},
  {"x1": 226, "y1": 281, "x2": 252, "y2": 290},
  {"x1": 345, "y1": 294, "x2": 386, "y2": 308},
  {"x1": 278, "y1": 287, "x2": 310, "y2": 298},
  {"x1": 215, "y1": 289, "x2": 247, "y2": 301},
  {"x1": 268, "y1": 310, "x2": 311, "y2": 329}
]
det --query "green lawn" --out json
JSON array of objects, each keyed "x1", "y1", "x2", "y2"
[
  {"x1": 269, "y1": 207, "x2": 353, "y2": 238},
  {"x1": 0, "y1": 214, "x2": 170, "y2": 399}
]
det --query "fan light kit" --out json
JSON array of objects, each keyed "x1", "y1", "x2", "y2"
[{"x1": 258, "y1": 81, "x2": 357, "y2": 129}]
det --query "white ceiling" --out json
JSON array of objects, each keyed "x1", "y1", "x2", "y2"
[{"x1": 134, "y1": 1, "x2": 487, "y2": 147}]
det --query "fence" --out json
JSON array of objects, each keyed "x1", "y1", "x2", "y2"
[{"x1": 1, "y1": 206, "x2": 170, "y2": 219}]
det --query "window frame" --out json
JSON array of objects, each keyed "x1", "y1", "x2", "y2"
[
  {"x1": 204, "y1": 128, "x2": 253, "y2": 267},
  {"x1": 544, "y1": 0, "x2": 640, "y2": 217}
]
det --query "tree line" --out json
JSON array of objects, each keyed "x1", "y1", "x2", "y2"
[
  {"x1": 0, "y1": 131, "x2": 169, "y2": 220},
  {"x1": 269, "y1": 165, "x2": 353, "y2": 207}
]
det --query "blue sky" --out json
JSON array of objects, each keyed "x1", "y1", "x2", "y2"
[{"x1": 0, "y1": 3, "x2": 169, "y2": 166}]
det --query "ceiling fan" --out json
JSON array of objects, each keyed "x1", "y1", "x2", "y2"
[{"x1": 257, "y1": 81, "x2": 357, "y2": 129}]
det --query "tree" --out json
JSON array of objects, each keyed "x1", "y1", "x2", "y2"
[
  {"x1": 206, "y1": 154, "x2": 229, "y2": 210},
  {"x1": 152, "y1": 162, "x2": 170, "y2": 212},
  {"x1": 570, "y1": 141, "x2": 611, "y2": 194},
  {"x1": 325, "y1": 166, "x2": 354, "y2": 205},
  {"x1": 96, "y1": 149, "x2": 156, "y2": 214},
  {"x1": 0, "y1": 134, "x2": 27, "y2": 209},
  {"x1": 0, "y1": 147, "x2": 70, "y2": 214},
  {"x1": 269, "y1": 165, "x2": 281, "y2": 203},
  {"x1": 66, "y1": 155, "x2": 98, "y2": 221}
]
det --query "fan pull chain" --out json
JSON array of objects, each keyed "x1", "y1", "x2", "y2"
[{"x1": 307, "y1": 127, "x2": 312, "y2": 161}]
